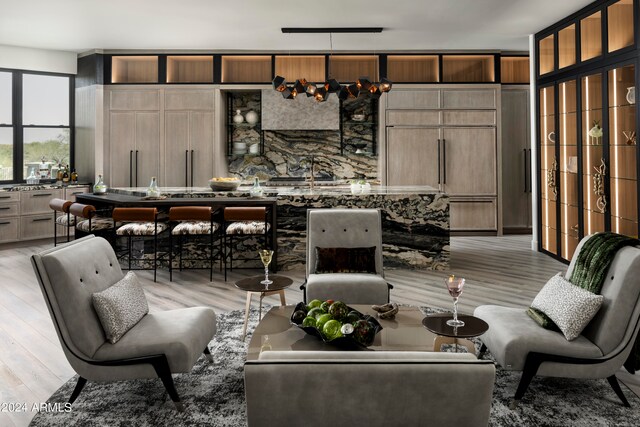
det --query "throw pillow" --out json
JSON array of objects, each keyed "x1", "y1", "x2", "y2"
[
  {"x1": 314, "y1": 246, "x2": 377, "y2": 274},
  {"x1": 92, "y1": 271, "x2": 149, "y2": 344},
  {"x1": 531, "y1": 273, "x2": 604, "y2": 341}
]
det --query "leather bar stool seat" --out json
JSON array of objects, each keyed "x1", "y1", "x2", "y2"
[
  {"x1": 169, "y1": 206, "x2": 221, "y2": 281},
  {"x1": 223, "y1": 206, "x2": 271, "y2": 281},
  {"x1": 112, "y1": 207, "x2": 167, "y2": 282},
  {"x1": 49, "y1": 198, "x2": 73, "y2": 246}
]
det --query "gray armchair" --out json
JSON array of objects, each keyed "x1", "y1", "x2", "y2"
[
  {"x1": 474, "y1": 235, "x2": 640, "y2": 406},
  {"x1": 31, "y1": 235, "x2": 217, "y2": 411},
  {"x1": 301, "y1": 208, "x2": 392, "y2": 305}
]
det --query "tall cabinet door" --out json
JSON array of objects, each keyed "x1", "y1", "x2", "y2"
[
  {"x1": 442, "y1": 127, "x2": 496, "y2": 196},
  {"x1": 109, "y1": 112, "x2": 135, "y2": 188},
  {"x1": 501, "y1": 89, "x2": 531, "y2": 231},
  {"x1": 540, "y1": 86, "x2": 558, "y2": 255},
  {"x1": 164, "y1": 111, "x2": 190, "y2": 187},
  {"x1": 134, "y1": 112, "x2": 161, "y2": 188},
  {"x1": 558, "y1": 80, "x2": 579, "y2": 260},
  {"x1": 386, "y1": 127, "x2": 441, "y2": 187},
  {"x1": 190, "y1": 111, "x2": 215, "y2": 187},
  {"x1": 608, "y1": 64, "x2": 637, "y2": 237}
]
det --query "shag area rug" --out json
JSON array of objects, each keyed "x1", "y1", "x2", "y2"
[{"x1": 31, "y1": 307, "x2": 640, "y2": 427}]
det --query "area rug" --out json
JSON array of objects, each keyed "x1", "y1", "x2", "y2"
[{"x1": 31, "y1": 307, "x2": 640, "y2": 427}]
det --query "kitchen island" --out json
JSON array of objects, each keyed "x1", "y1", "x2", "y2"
[{"x1": 79, "y1": 185, "x2": 449, "y2": 270}]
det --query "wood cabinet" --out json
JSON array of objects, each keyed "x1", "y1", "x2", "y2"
[
  {"x1": 0, "y1": 192, "x2": 19, "y2": 243},
  {"x1": 384, "y1": 87, "x2": 499, "y2": 233},
  {"x1": 164, "y1": 111, "x2": 214, "y2": 187},
  {"x1": 109, "y1": 111, "x2": 160, "y2": 188},
  {"x1": 501, "y1": 88, "x2": 532, "y2": 233},
  {"x1": 20, "y1": 188, "x2": 63, "y2": 240}
]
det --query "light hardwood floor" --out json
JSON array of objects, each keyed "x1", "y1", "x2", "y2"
[{"x1": 0, "y1": 235, "x2": 637, "y2": 426}]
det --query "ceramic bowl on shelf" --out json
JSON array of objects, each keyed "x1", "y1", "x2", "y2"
[
  {"x1": 209, "y1": 178, "x2": 241, "y2": 191},
  {"x1": 351, "y1": 114, "x2": 365, "y2": 122}
]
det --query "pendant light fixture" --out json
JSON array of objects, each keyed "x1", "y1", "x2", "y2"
[{"x1": 272, "y1": 27, "x2": 392, "y2": 102}]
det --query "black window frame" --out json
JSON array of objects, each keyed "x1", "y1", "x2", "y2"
[{"x1": 0, "y1": 67, "x2": 74, "y2": 184}]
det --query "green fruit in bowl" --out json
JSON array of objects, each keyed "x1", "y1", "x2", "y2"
[
  {"x1": 302, "y1": 316, "x2": 316, "y2": 328},
  {"x1": 315, "y1": 313, "x2": 333, "y2": 332},
  {"x1": 320, "y1": 301, "x2": 332, "y2": 312},
  {"x1": 307, "y1": 307, "x2": 325, "y2": 320},
  {"x1": 323, "y1": 320, "x2": 344, "y2": 340},
  {"x1": 307, "y1": 299, "x2": 323, "y2": 310},
  {"x1": 329, "y1": 301, "x2": 349, "y2": 320}
]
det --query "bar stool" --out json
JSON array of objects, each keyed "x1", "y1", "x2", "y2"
[
  {"x1": 71, "y1": 203, "x2": 114, "y2": 240},
  {"x1": 168, "y1": 206, "x2": 221, "y2": 282},
  {"x1": 112, "y1": 207, "x2": 168, "y2": 282},
  {"x1": 49, "y1": 198, "x2": 73, "y2": 246},
  {"x1": 223, "y1": 206, "x2": 271, "y2": 281}
]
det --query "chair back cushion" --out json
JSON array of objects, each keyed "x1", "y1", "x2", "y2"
[
  {"x1": 31, "y1": 236, "x2": 124, "y2": 358},
  {"x1": 566, "y1": 236, "x2": 640, "y2": 354},
  {"x1": 306, "y1": 208, "x2": 383, "y2": 277}
]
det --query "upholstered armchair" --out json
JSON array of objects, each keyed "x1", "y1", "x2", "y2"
[
  {"x1": 301, "y1": 208, "x2": 392, "y2": 305},
  {"x1": 31, "y1": 235, "x2": 217, "y2": 411},
  {"x1": 474, "y1": 235, "x2": 640, "y2": 406}
]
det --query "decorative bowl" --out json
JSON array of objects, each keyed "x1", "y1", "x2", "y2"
[
  {"x1": 290, "y1": 302, "x2": 382, "y2": 348},
  {"x1": 351, "y1": 114, "x2": 365, "y2": 122},
  {"x1": 209, "y1": 178, "x2": 241, "y2": 191}
]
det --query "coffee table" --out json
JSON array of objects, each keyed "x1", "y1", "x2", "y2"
[
  {"x1": 247, "y1": 305, "x2": 438, "y2": 361},
  {"x1": 235, "y1": 275, "x2": 293, "y2": 339},
  {"x1": 422, "y1": 313, "x2": 489, "y2": 354}
]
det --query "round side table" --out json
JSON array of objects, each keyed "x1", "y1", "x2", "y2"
[
  {"x1": 235, "y1": 274, "x2": 293, "y2": 339},
  {"x1": 422, "y1": 313, "x2": 489, "y2": 355}
]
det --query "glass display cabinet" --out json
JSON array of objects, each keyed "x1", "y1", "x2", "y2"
[{"x1": 536, "y1": 0, "x2": 639, "y2": 262}]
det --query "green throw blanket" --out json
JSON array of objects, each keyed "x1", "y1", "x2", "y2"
[{"x1": 526, "y1": 232, "x2": 640, "y2": 372}]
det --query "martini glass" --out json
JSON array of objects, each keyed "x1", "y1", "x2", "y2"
[
  {"x1": 258, "y1": 249, "x2": 274, "y2": 287},
  {"x1": 445, "y1": 276, "x2": 466, "y2": 327}
]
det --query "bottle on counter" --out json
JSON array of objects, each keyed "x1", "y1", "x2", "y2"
[
  {"x1": 39, "y1": 157, "x2": 49, "y2": 179},
  {"x1": 71, "y1": 169, "x2": 78, "y2": 184},
  {"x1": 147, "y1": 176, "x2": 160, "y2": 197},
  {"x1": 250, "y1": 176, "x2": 263, "y2": 197},
  {"x1": 93, "y1": 174, "x2": 107, "y2": 194},
  {"x1": 62, "y1": 165, "x2": 70, "y2": 184},
  {"x1": 56, "y1": 164, "x2": 64, "y2": 184}
]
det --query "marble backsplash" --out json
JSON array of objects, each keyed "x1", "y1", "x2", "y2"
[{"x1": 228, "y1": 92, "x2": 378, "y2": 181}]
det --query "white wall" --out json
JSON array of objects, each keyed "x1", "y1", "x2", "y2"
[{"x1": 0, "y1": 45, "x2": 77, "y2": 74}]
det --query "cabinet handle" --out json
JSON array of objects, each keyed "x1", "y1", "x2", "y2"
[
  {"x1": 0, "y1": 221, "x2": 10, "y2": 225},
  {"x1": 32, "y1": 218, "x2": 52, "y2": 222},
  {"x1": 528, "y1": 149, "x2": 532, "y2": 193},
  {"x1": 523, "y1": 148, "x2": 527, "y2": 193},
  {"x1": 32, "y1": 193, "x2": 53, "y2": 197},
  {"x1": 437, "y1": 139, "x2": 441, "y2": 184},
  {"x1": 442, "y1": 138, "x2": 447, "y2": 185},
  {"x1": 0, "y1": 195, "x2": 10, "y2": 199},
  {"x1": 0, "y1": 207, "x2": 10, "y2": 210},
  {"x1": 185, "y1": 150, "x2": 189, "y2": 187},
  {"x1": 135, "y1": 150, "x2": 139, "y2": 187},
  {"x1": 129, "y1": 150, "x2": 133, "y2": 187},
  {"x1": 71, "y1": 191, "x2": 84, "y2": 195},
  {"x1": 190, "y1": 150, "x2": 194, "y2": 187}
]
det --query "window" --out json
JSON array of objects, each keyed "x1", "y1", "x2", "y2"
[
  {"x1": 0, "y1": 71, "x2": 12, "y2": 181},
  {"x1": 0, "y1": 69, "x2": 73, "y2": 183}
]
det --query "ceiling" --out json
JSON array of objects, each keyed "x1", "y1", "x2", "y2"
[{"x1": 0, "y1": 0, "x2": 594, "y2": 54}]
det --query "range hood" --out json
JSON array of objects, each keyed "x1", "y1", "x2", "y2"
[{"x1": 261, "y1": 89, "x2": 340, "y2": 130}]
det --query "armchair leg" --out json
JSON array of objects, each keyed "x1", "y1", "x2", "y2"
[
  {"x1": 478, "y1": 343, "x2": 488, "y2": 359},
  {"x1": 150, "y1": 356, "x2": 184, "y2": 412},
  {"x1": 69, "y1": 376, "x2": 87, "y2": 404},
  {"x1": 514, "y1": 354, "x2": 544, "y2": 401},
  {"x1": 204, "y1": 346, "x2": 214, "y2": 363},
  {"x1": 607, "y1": 375, "x2": 631, "y2": 407}
]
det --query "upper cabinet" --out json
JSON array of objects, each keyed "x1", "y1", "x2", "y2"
[{"x1": 537, "y1": 0, "x2": 637, "y2": 79}]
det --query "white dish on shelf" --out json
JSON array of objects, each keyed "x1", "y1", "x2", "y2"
[
  {"x1": 233, "y1": 142, "x2": 247, "y2": 149},
  {"x1": 352, "y1": 114, "x2": 365, "y2": 121}
]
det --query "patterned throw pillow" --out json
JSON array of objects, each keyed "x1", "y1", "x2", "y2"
[
  {"x1": 92, "y1": 271, "x2": 149, "y2": 344},
  {"x1": 314, "y1": 246, "x2": 377, "y2": 274},
  {"x1": 531, "y1": 273, "x2": 604, "y2": 341}
]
